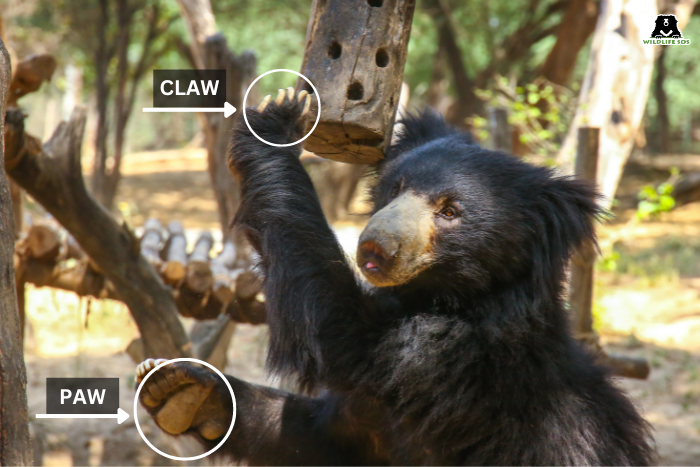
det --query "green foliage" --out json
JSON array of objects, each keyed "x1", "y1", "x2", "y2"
[
  {"x1": 635, "y1": 168, "x2": 679, "y2": 221},
  {"x1": 598, "y1": 250, "x2": 620, "y2": 273},
  {"x1": 212, "y1": 0, "x2": 310, "y2": 95},
  {"x1": 407, "y1": 0, "x2": 571, "y2": 106},
  {"x1": 471, "y1": 76, "x2": 575, "y2": 160},
  {"x1": 599, "y1": 235, "x2": 700, "y2": 285}
]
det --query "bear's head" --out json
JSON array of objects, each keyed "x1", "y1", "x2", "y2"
[
  {"x1": 654, "y1": 14, "x2": 680, "y2": 33},
  {"x1": 356, "y1": 111, "x2": 603, "y2": 293}
]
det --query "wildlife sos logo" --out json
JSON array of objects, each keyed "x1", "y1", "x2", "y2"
[{"x1": 644, "y1": 14, "x2": 690, "y2": 45}]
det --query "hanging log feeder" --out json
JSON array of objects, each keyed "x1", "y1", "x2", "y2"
[{"x1": 299, "y1": 0, "x2": 416, "y2": 164}]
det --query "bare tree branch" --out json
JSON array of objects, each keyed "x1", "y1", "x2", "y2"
[{"x1": 4, "y1": 108, "x2": 192, "y2": 359}]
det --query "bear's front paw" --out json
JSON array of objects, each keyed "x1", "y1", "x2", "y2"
[
  {"x1": 234, "y1": 87, "x2": 314, "y2": 147},
  {"x1": 136, "y1": 359, "x2": 232, "y2": 441}
]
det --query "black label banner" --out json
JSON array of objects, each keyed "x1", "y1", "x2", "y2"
[
  {"x1": 153, "y1": 69, "x2": 226, "y2": 108},
  {"x1": 46, "y1": 378, "x2": 119, "y2": 414}
]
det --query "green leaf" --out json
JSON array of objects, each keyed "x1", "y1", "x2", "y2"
[
  {"x1": 659, "y1": 195, "x2": 676, "y2": 211},
  {"x1": 658, "y1": 182, "x2": 674, "y2": 196}
]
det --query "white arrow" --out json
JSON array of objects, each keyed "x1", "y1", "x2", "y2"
[
  {"x1": 143, "y1": 102, "x2": 236, "y2": 118},
  {"x1": 36, "y1": 408, "x2": 130, "y2": 424}
]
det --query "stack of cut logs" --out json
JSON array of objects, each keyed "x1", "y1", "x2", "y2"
[{"x1": 14, "y1": 218, "x2": 265, "y2": 324}]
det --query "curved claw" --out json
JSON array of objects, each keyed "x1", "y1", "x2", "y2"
[
  {"x1": 275, "y1": 89, "x2": 286, "y2": 105},
  {"x1": 286, "y1": 86, "x2": 295, "y2": 102},
  {"x1": 301, "y1": 94, "x2": 312, "y2": 117},
  {"x1": 257, "y1": 94, "x2": 272, "y2": 112},
  {"x1": 136, "y1": 358, "x2": 169, "y2": 383}
]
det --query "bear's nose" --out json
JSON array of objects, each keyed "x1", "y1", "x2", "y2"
[{"x1": 357, "y1": 238, "x2": 398, "y2": 272}]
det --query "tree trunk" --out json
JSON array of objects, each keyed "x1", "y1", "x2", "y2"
[
  {"x1": 177, "y1": 0, "x2": 256, "y2": 267},
  {"x1": 557, "y1": 0, "x2": 696, "y2": 203},
  {"x1": 556, "y1": 0, "x2": 658, "y2": 204},
  {"x1": 655, "y1": 46, "x2": 671, "y2": 153},
  {"x1": 539, "y1": 0, "x2": 599, "y2": 86},
  {"x1": 176, "y1": 0, "x2": 218, "y2": 70},
  {"x1": 91, "y1": 0, "x2": 112, "y2": 207},
  {"x1": 203, "y1": 38, "x2": 256, "y2": 266},
  {"x1": 98, "y1": 0, "x2": 133, "y2": 211},
  {"x1": 423, "y1": 0, "x2": 481, "y2": 126},
  {"x1": 92, "y1": 1, "x2": 170, "y2": 211},
  {"x1": 0, "y1": 38, "x2": 33, "y2": 466}
]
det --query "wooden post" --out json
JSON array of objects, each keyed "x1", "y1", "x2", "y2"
[
  {"x1": 570, "y1": 127, "x2": 649, "y2": 379},
  {"x1": 570, "y1": 127, "x2": 599, "y2": 336},
  {"x1": 489, "y1": 107, "x2": 511, "y2": 153},
  {"x1": 299, "y1": 0, "x2": 417, "y2": 164}
]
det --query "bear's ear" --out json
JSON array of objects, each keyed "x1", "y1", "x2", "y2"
[
  {"x1": 529, "y1": 174, "x2": 607, "y2": 289},
  {"x1": 384, "y1": 109, "x2": 472, "y2": 162},
  {"x1": 540, "y1": 175, "x2": 607, "y2": 258}
]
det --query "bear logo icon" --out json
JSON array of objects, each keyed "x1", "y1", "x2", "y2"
[{"x1": 651, "y1": 14, "x2": 683, "y2": 38}]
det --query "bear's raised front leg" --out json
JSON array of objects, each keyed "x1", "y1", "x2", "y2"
[
  {"x1": 228, "y1": 89, "x2": 380, "y2": 391},
  {"x1": 135, "y1": 359, "x2": 382, "y2": 465}
]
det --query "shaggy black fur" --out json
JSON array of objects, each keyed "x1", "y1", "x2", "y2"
[{"x1": 194, "y1": 101, "x2": 656, "y2": 465}]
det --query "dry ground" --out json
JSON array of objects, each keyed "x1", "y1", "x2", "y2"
[{"x1": 22, "y1": 150, "x2": 700, "y2": 465}]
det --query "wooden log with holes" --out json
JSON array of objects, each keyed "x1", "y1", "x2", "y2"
[{"x1": 299, "y1": 0, "x2": 416, "y2": 164}]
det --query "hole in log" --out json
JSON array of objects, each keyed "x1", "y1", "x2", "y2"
[
  {"x1": 328, "y1": 41, "x2": 342, "y2": 60},
  {"x1": 367, "y1": 0, "x2": 383, "y2": 6},
  {"x1": 375, "y1": 48, "x2": 389, "y2": 67},
  {"x1": 347, "y1": 82, "x2": 364, "y2": 101},
  {"x1": 301, "y1": 80, "x2": 315, "y2": 95}
]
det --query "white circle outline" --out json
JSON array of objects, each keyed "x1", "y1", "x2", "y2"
[
  {"x1": 242, "y1": 69, "x2": 321, "y2": 147},
  {"x1": 133, "y1": 357, "x2": 236, "y2": 461}
]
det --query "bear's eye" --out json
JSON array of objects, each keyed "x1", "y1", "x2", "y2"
[{"x1": 439, "y1": 207, "x2": 457, "y2": 219}]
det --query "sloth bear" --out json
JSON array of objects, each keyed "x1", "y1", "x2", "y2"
[
  {"x1": 136, "y1": 89, "x2": 655, "y2": 465},
  {"x1": 651, "y1": 14, "x2": 683, "y2": 39}
]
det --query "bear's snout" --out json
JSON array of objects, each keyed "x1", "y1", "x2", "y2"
[{"x1": 357, "y1": 191, "x2": 435, "y2": 287}]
